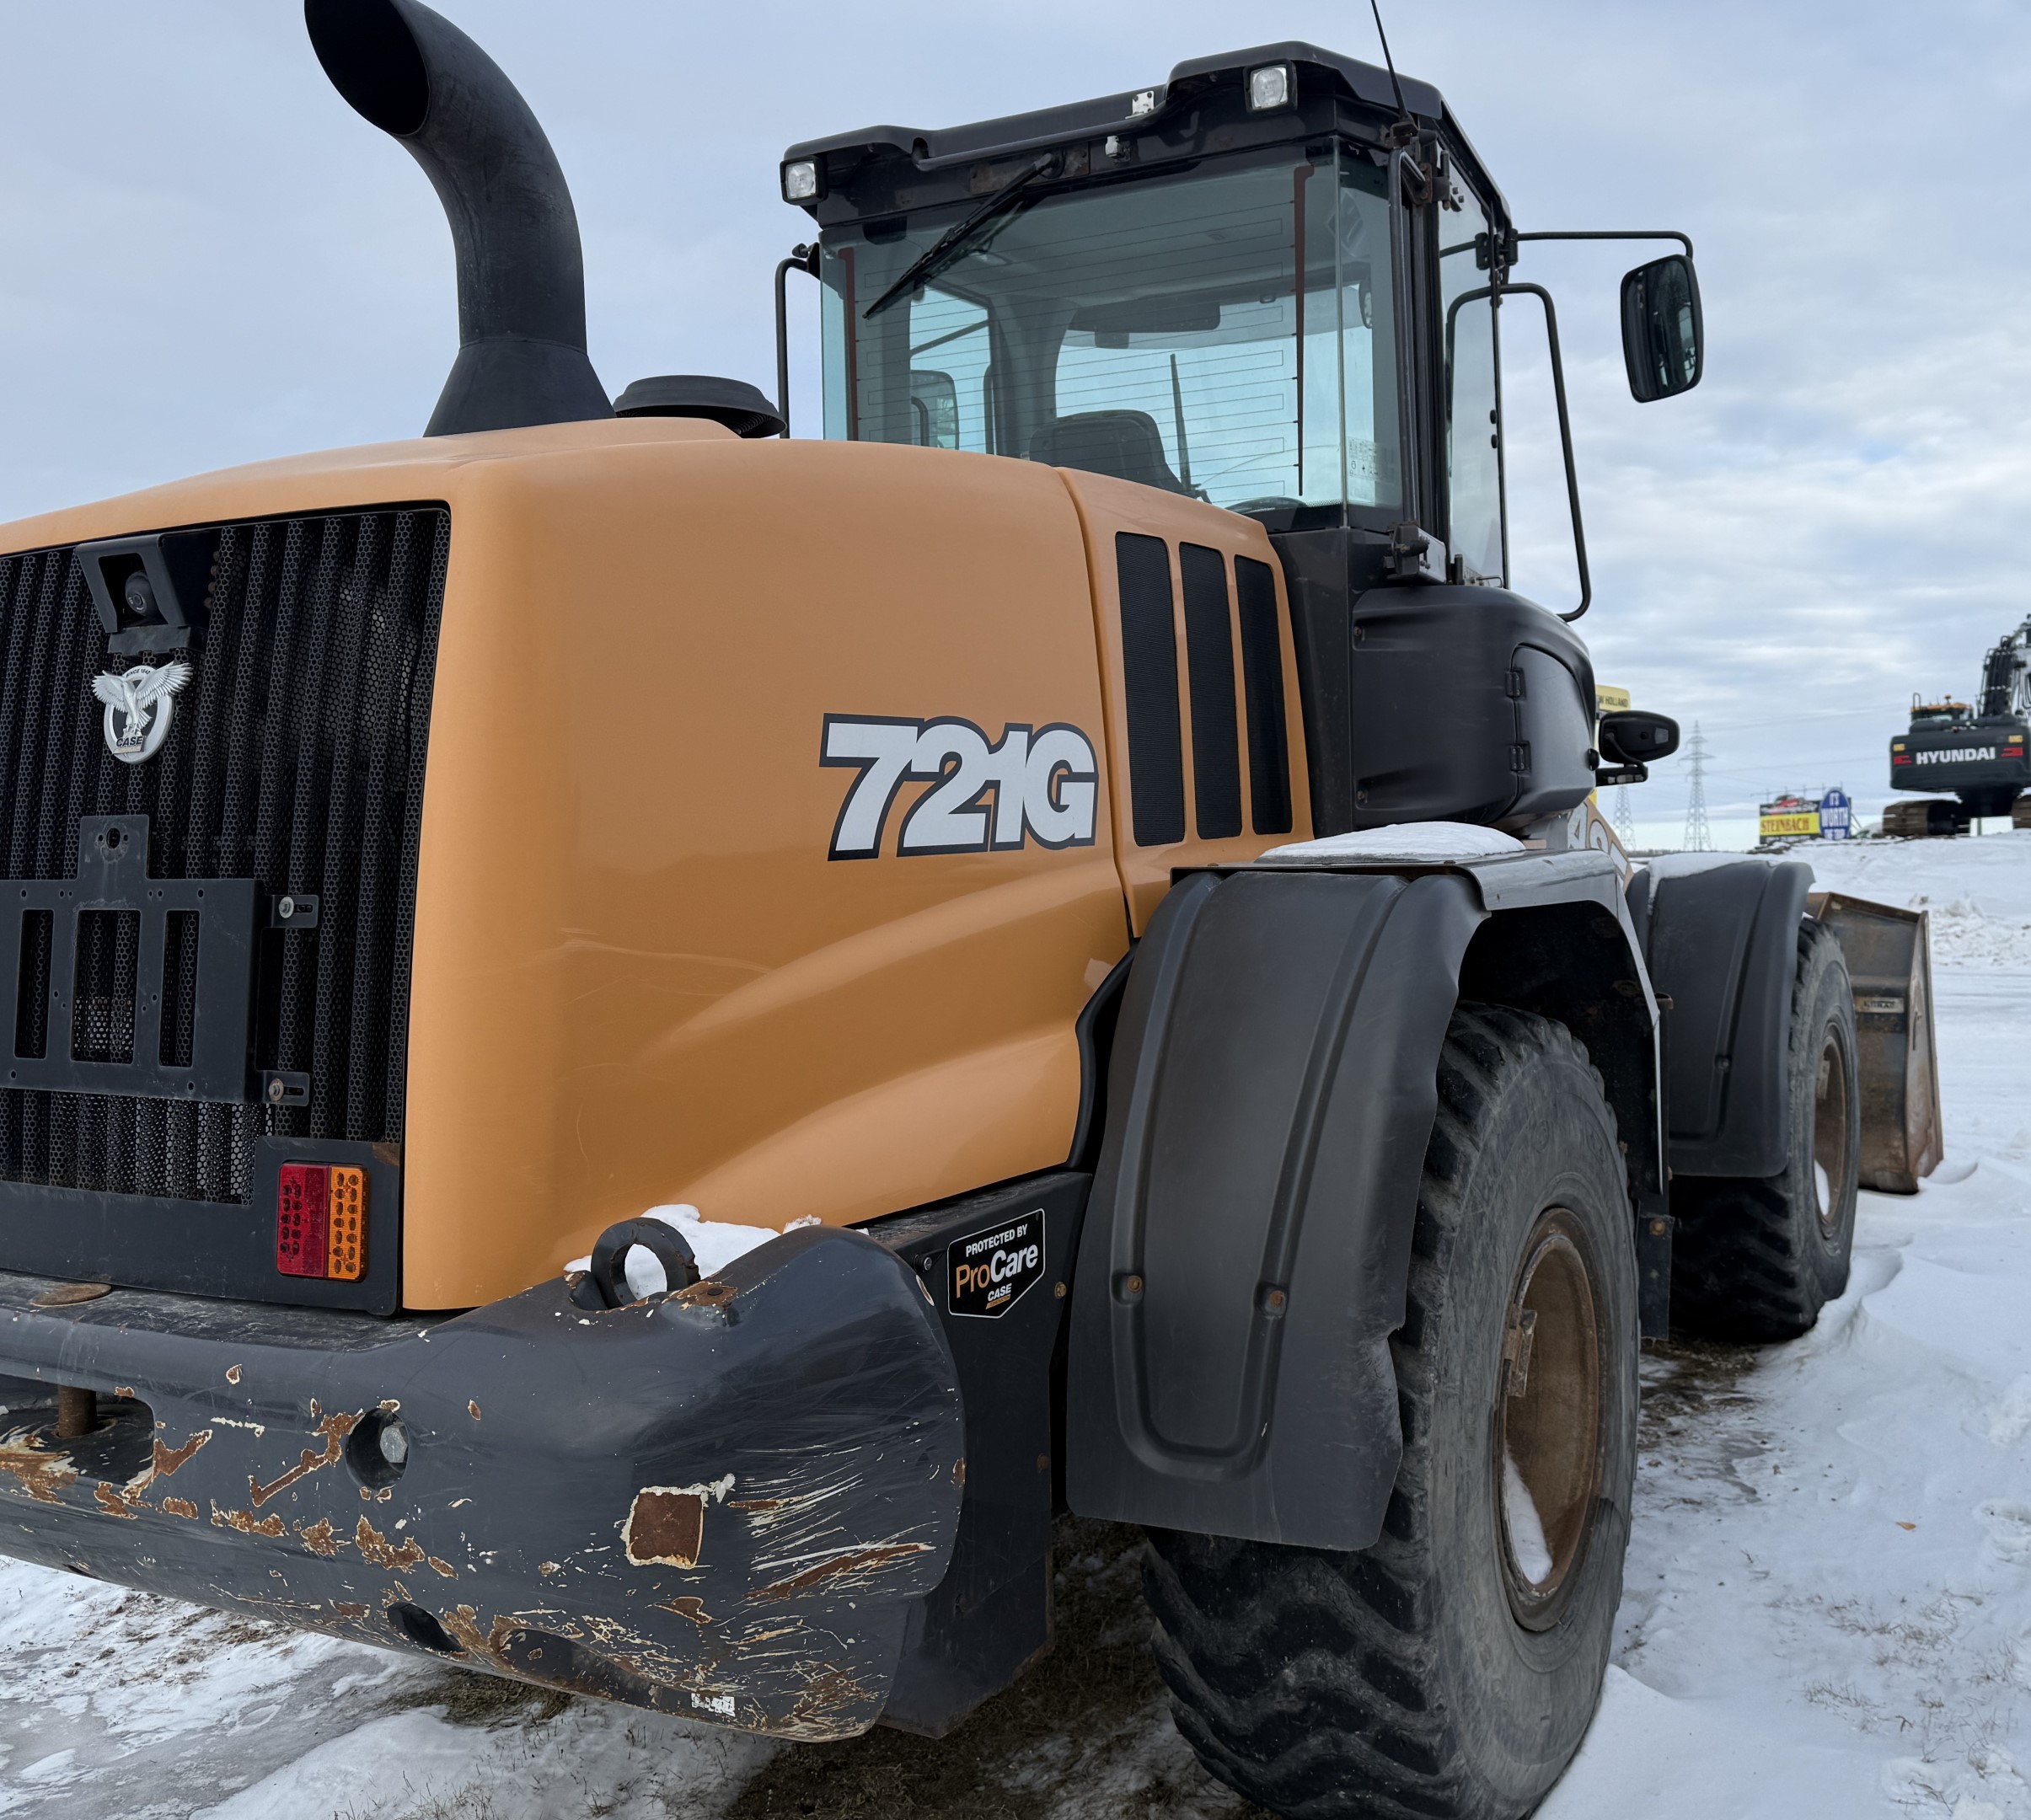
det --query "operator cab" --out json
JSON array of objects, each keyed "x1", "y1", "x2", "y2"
[
  {"x1": 781, "y1": 46, "x2": 1701, "y2": 838},
  {"x1": 782, "y1": 44, "x2": 1506, "y2": 584},
  {"x1": 1908, "y1": 698, "x2": 1972, "y2": 731}
]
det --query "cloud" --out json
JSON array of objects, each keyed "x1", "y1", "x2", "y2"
[{"x1": 2, "y1": 0, "x2": 2025, "y2": 840}]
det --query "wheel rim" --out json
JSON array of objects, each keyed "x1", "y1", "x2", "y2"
[
  {"x1": 1494, "y1": 1208, "x2": 1604, "y2": 1630},
  {"x1": 1813, "y1": 1030, "x2": 1851, "y2": 1239}
]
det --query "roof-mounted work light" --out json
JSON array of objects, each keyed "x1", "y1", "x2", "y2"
[
  {"x1": 1245, "y1": 63, "x2": 1294, "y2": 112},
  {"x1": 781, "y1": 158, "x2": 823, "y2": 204}
]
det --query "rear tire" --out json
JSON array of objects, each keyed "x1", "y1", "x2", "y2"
[
  {"x1": 1144, "y1": 1004, "x2": 1638, "y2": 1820},
  {"x1": 1670, "y1": 919, "x2": 1860, "y2": 1341}
]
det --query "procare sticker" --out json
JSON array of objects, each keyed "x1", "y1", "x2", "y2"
[{"x1": 946, "y1": 1209, "x2": 1046, "y2": 1320}]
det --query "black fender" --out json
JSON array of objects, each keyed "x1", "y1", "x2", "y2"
[
  {"x1": 1064, "y1": 849, "x2": 1657, "y2": 1551},
  {"x1": 1065, "y1": 868, "x2": 1476, "y2": 1551},
  {"x1": 1633, "y1": 859, "x2": 1813, "y2": 1178}
]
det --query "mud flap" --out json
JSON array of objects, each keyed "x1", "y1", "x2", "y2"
[
  {"x1": 1641, "y1": 858, "x2": 1814, "y2": 1179},
  {"x1": 1636, "y1": 1198, "x2": 1674, "y2": 1338},
  {"x1": 1066, "y1": 867, "x2": 1486, "y2": 1552},
  {"x1": 1809, "y1": 893, "x2": 1943, "y2": 1192}
]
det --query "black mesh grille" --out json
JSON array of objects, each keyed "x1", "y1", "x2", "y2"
[
  {"x1": 1235, "y1": 556, "x2": 1294, "y2": 835},
  {"x1": 1180, "y1": 543, "x2": 1242, "y2": 841},
  {"x1": 1115, "y1": 533, "x2": 1185, "y2": 848},
  {"x1": 0, "y1": 508, "x2": 448, "y2": 1205},
  {"x1": 13, "y1": 912, "x2": 50, "y2": 1061},
  {"x1": 72, "y1": 910, "x2": 140, "y2": 1063},
  {"x1": 160, "y1": 910, "x2": 199, "y2": 1069}
]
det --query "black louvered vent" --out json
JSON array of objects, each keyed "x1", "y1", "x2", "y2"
[
  {"x1": 0, "y1": 508, "x2": 448, "y2": 1206},
  {"x1": 1235, "y1": 556, "x2": 1294, "y2": 835},
  {"x1": 1180, "y1": 543, "x2": 1242, "y2": 841},
  {"x1": 1115, "y1": 533, "x2": 1185, "y2": 848}
]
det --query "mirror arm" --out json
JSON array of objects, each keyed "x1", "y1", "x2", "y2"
[
  {"x1": 1493, "y1": 280, "x2": 1591, "y2": 621},
  {"x1": 774, "y1": 243, "x2": 822, "y2": 439},
  {"x1": 1512, "y1": 228, "x2": 1694, "y2": 262}
]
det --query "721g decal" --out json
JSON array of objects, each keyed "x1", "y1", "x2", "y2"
[{"x1": 822, "y1": 715, "x2": 1099, "y2": 859}]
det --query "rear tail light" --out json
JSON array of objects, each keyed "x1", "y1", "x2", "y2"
[
  {"x1": 327, "y1": 1167, "x2": 365, "y2": 1280},
  {"x1": 276, "y1": 1163, "x2": 367, "y2": 1282}
]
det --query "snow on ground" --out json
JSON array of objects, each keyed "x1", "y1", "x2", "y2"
[
  {"x1": 1810, "y1": 828, "x2": 2031, "y2": 967},
  {"x1": 1550, "y1": 830, "x2": 2031, "y2": 1820},
  {"x1": 0, "y1": 832, "x2": 2026, "y2": 1817}
]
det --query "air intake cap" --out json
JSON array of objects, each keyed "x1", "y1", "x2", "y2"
[{"x1": 614, "y1": 376, "x2": 786, "y2": 439}]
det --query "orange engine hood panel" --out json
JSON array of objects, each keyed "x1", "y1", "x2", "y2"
[
  {"x1": 386, "y1": 431, "x2": 1126, "y2": 1306},
  {"x1": 0, "y1": 422, "x2": 1341, "y2": 1311}
]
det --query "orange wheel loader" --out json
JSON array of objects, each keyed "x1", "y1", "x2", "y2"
[{"x1": 0, "y1": 6, "x2": 1941, "y2": 1815}]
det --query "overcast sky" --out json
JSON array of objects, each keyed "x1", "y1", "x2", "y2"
[{"x1": 3, "y1": 0, "x2": 2025, "y2": 848}]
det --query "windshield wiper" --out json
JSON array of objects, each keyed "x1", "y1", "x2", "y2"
[{"x1": 864, "y1": 151, "x2": 1062, "y2": 319}]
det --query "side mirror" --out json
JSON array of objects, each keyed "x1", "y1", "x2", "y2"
[
  {"x1": 1599, "y1": 709, "x2": 1680, "y2": 767},
  {"x1": 1620, "y1": 255, "x2": 1703, "y2": 402}
]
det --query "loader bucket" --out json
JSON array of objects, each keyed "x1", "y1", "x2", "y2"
[{"x1": 1809, "y1": 892, "x2": 1943, "y2": 1192}]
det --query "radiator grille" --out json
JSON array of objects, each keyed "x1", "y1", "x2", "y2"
[{"x1": 0, "y1": 508, "x2": 448, "y2": 1205}]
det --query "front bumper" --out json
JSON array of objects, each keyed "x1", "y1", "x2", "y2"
[{"x1": 0, "y1": 1224, "x2": 963, "y2": 1740}]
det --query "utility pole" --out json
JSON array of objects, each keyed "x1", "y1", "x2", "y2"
[
  {"x1": 1613, "y1": 782, "x2": 1637, "y2": 848},
  {"x1": 1682, "y1": 722, "x2": 1713, "y2": 852}
]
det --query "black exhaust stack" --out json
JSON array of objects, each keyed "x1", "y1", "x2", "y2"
[{"x1": 305, "y1": 0, "x2": 613, "y2": 436}]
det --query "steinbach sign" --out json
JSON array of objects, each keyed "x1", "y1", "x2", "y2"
[
  {"x1": 1760, "y1": 787, "x2": 1853, "y2": 843},
  {"x1": 1760, "y1": 797, "x2": 1820, "y2": 843}
]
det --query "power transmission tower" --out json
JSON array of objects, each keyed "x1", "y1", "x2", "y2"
[
  {"x1": 1681, "y1": 722, "x2": 1713, "y2": 852},
  {"x1": 1612, "y1": 782, "x2": 1637, "y2": 848}
]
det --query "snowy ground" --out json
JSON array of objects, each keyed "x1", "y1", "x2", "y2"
[{"x1": 0, "y1": 832, "x2": 2027, "y2": 1818}]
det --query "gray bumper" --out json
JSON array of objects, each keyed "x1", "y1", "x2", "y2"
[{"x1": 0, "y1": 1224, "x2": 963, "y2": 1741}]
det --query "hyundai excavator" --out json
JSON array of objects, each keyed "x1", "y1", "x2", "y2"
[
  {"x1": 0, "y1": 7, "x2": 1941, "y2": 1818},
  {"x1": 1886, "y1": 616, "x2": 2031, "y2": 834}
]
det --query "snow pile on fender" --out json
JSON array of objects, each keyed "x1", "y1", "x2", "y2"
[{"x1": 1259, "y1": 823, "x2": 1525, "y2": 864}]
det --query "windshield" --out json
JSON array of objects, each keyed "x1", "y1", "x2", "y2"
[{"x1": 820, "y1": 148, "x2": 1401, "y2": 517}]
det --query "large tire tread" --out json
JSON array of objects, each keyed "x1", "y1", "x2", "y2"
[{"x1": 1144, "y1": 1005, "x2": 1627, "y2": 1820}]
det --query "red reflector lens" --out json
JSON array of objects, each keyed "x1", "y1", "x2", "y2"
[{"x1": 276, "y1": 1164, "x2": 330, "y2": 1277}]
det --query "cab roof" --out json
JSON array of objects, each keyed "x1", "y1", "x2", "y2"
[{"x1": 783, "y1": 41, "x2": 1508, "y2": 228}]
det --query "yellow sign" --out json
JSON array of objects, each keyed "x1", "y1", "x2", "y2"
[
  {"x1": 1596, "y1": 684, "x2": 1632, "y2": 715},
  {"x1": 1759, "y1": 809, "x2": 1820, "y2": 840}
]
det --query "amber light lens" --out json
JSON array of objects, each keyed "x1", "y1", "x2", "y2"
[
  {"x1": 277, "y1": 1163, "x2": 367, "y2": 1281},
  {"x1": 327, "y1": 1167, "x2": 367, "y2": 1282}
]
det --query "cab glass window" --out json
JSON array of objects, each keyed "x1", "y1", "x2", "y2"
[{"x1": 820, "y1": 148, "x2": 1401, "y2": 519}]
